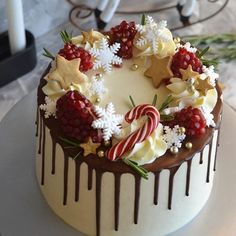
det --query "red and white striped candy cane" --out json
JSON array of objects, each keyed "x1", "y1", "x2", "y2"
[{"x1": 107, "y1": 104, "x2": 160, "y2": 161}]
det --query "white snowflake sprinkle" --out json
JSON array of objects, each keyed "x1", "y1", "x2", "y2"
[
  {"x1": 201, "y1": 65, "x2": 219, "y2": 86},
  {"x1": 162, "y1": 125, "x2": 186, "y2": 149},
  {"x1": 135, "y1": 16, "x2": 171, "y2": 54},
  {"x1": 176, "y1": 42, "x2": 197, "y2": 53},
  {"x1": 39, "y1": 96, "x2": 57, "y2": 118},
  {"x1": 200, "y1": 106, "x2": 216, "y2": 127},
  {"x1": 89, "y1": 75, "x2": 107, "y2": 98},
  {"x1": 92, "y1": 103, "x2": 124, "y2": 141},
  {"x1": 89, "y1": 38, "x2": 122, "y2": 73}
]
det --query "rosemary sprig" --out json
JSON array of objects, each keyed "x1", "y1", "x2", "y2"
[
  {"x1": 160, "y1": 114, "x2": 174, "y2": 122},
  {"x1": 59, "y1": 137, "x2": 81, "y2": 148},
  {"x1": 42, "y1": 48, "x2": 55, "y2": 60},
  {"x1": 129, "y1": 95, "x2": 136, "y2": 108},
  {"x1": 152, "y1": 94, "x2": 157, "y2": 106},
  {"x1": 123, "y1": 159, "x2": 148, "y2": 180},
  {"x1": 60, "y1": 30, "x2": 72, "y2": 43},
  {"x1": 73, "y1": 151, "x2": 82, "y2": 160},
  {"x1": 141, "y1": 14, "x2": 146, "y2": 25},
  {"x1": 159, "y1": 95, "x2": 174, "y2": 113},
  {"x1": 182, "y1": 33, "x2": 236, "y2": 65}
]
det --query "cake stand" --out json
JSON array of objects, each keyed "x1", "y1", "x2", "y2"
[{"x1": 0, "y1": 90, "x2": 235, "y2": 236}]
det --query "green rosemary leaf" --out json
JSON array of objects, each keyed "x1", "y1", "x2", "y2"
[
  {"x1": 123, "y1": 159, "x2": 149, "y2": 180},
  {"x1": 141, "y1": 14, "x2": 146, "y2": 25},
  {"x1": 60, "y1": 30, "x2": 72, "y2": 43},
  {"x1": 197, "y1": 46, "x2": 210, "y2": 58},
  {"x1": 159, "y1": 95, "x2": 174, "y2": 113},
  {"x1": 160, "y1": 114, "x2": 174, "y2": 122},
  {"x1": 73, "y1": 151, "x2": 82, "y2": 160},
  {"x1": 42, "y1": 48, "x2": 55, "y2": 60},
  {"x1": 129, "y1": 95, "x2": 136, "y2": 108},
  {"x1": 152, "y1": 94, "x2": 157, "y2": 106},
  {"x1": 59, "y1": 137, "x2": 81, "y2": 147}
]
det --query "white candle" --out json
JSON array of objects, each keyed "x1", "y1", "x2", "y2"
[{"x1": 6, "y1": 0, "x2": 26, "y2": 54}]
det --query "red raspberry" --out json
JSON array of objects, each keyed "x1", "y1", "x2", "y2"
[
  {"x1": 168, "y1": 106, "x2": 206, "y2": 138},
  {"x1": 171, "y1": 48, "x2": 203, "y2": 78},
  {"x1": 58, "y1": 43, "x2": 93, "y2": 72},
  {"x1": 109, "y1": 20, "x2": 137, "y2": 59},
  {"x1": 56, "y1": 91, "x2": 102, "y2": 143}
]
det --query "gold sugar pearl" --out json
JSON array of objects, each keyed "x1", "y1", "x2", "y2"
[
  {"x1": 104, "y1": 140, "x2": 111, "y2": 147},
  {"x1": 170, "y1": 146, "x2": 179, "y2": 155},
  {"x1": 105, "y1": 35, "x2": 110, "y2": 40},
  {"x1": 185, "y1": 142, "x2": 193, "y2": 150},
  {"x1": 131, "y1": 64, "x2": 139, "y2": 71},
  {"x1": 97, "y1": 150, "x2": 105, "y2": 158},
  {"x1": 174, "y1": 37, "x2": 181, "y2": 43},
  {"x1": 95, "y1": 97, "x2": 101, "y2": 104},
  {"x1": 178, "y1": 127, "x2": 186, "y2": 135}
]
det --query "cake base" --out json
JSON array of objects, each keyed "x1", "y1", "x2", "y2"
[{"x1": 35, "y1": 123, "x2": 219, "y2": 236}]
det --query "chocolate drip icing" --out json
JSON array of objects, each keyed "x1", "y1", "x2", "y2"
[
  {"x1": 63, "y1": 152, "x2": 69, "y2": 205},
  {"x1": 96, "y1": 171, "x2": 103, "y2": 236},
  {"x1": 213, "y1": 129, "x2": 220, "y2": 171},
  {"x1": 206, "y1": 140, "x2": 213, "y2": 183},
  {"x1": 168, "y1": 166, "x2": 180, "y2": 210},
  {"x1": 185, "y1": 160, "x2": 192, "y2": 196},
  {"x1": 35, "y1": 108, "x2": 39, "y2": 137},
  {"x1": 153, "y1": 172, "x2": 160, "y2": 205},
  {"x1": 114, "y1": 174, "x2": 121, "y2": 231},
  {"x1": 38, "y1": 115, "x2": 43, "y2": 154},
  {"x1": 75, "y1": 161, "x2": 81, "y2": 202},
  {"x1": 199, "y1": 150, "x2": 203, "y2": 164},
  {"x1": 41, "y1": 120, "x2": 46, "y2": 185},
  {"x1": 51, "y1": 137, "x2": 56, "y2": 175},
  {"x1": 134, "y1": 176, "x2": 141, "y2": 224},
  {"x1": 88, "y1": 166, "x2": 93, "y2": 190}
]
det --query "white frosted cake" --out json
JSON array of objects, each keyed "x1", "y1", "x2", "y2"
[{"x1": 36, "y1": 16, "x2": 222, "y2": 236}]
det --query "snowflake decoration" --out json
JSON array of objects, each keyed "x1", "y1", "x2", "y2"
[
  {"x1": 89, "y1": 38, "x2": 122, "y2": 73},
  {"x1": 162, "y1": 125, "x2": 186, "y2": 149},
  {"x1": 176, "y1": 42, "x2": 197, "y2": 53},
  {"x1": 135, "y1": 16, "x2": 171, "y2": 54},
  {"x1": 200, "y1": 106, "x2": 216, "y2": 127},
  {"x1": 92, "y1": 103, "x2": 124, "y2": 141},
  {"x1": 201, "y1": 65, "x2": 219, "y2": 86},
  {"x1": 89, "y1": 74, "x2": 107, "y2": 98},
  {"x1": 39, "y1": 96, "x2": 57, "y2": 118}
]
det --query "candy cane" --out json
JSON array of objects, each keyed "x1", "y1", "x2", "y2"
[{"x1": 107, "y1": 104, "x2": 160, "y2": 161}]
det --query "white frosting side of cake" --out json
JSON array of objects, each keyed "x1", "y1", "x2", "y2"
[{"x1": 36, "y1": 127, "x2": 219, "y2": 236}]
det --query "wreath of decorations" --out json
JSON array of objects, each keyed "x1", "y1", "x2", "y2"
[{"x1": 41, "y1": 15, "x2": 219, "y2": 178}]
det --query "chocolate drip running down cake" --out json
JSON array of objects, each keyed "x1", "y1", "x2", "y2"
[{"x1": 36, "y1": 16, "x2": 223, "y2": 236}]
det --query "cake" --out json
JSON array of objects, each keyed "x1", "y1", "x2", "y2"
[{"x1": 36, "y1": 16, "x2": 222, "y2": 236}]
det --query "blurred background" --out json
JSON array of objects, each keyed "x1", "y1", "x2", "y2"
[{"x1": 0, "y1": 0, "x2": 235, "y2": 120}]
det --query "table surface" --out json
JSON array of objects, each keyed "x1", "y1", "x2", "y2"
[{"x1": 0, "y1": 91, "x2": 236, "y2": 236}]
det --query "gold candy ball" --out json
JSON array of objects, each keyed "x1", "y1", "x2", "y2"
[
  {"x1": 178, "y1": 127, "x2": 186, "y2": 134},
  {"x1": 106, "y1": 35, "x2": 110, "y2": 40},
  {"x1": 174, "y1": 37, "x2": 181, "y2": 43},
  {"x1": 131, "y1": 64, "x2": 139, "y2": 71},
  {"x1": 170, "y1": 146, "x2": 179, "y2": 155},
  {"x1": 95, "y1": 97, "x2": 101, "y2": 103},
  {"x1": 185, "y1": 142, "x2": 193, "y2": 150},
  {"x1": 95, "y1": 73, "x2": 102, "y2": 79},
  {"x1": 97, "y1": 150, "x2": 105, "y2": 158},
  {"x1": 104, "y1": 140, "x2": 111, "y2": 147}
]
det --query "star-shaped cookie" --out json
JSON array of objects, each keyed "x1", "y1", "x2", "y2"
[
  {"x1": 179, "y1": 65, "x2": 199, "y2": 81},
  {"x1": 48, "y1": 55, "x2": 87, "y2": 89},
  {"x1": 145, "y1": 55, "x2": 173, "y2": 88},
  {"x1": 195, "y1": 76, "x2": 214, "y2": 96},
  {"x1": 81, "y1": 29, "x2": 104, "y2": 45},
  {"x1": 80, "y1": 138, "x2": 100, "y2": 156}
]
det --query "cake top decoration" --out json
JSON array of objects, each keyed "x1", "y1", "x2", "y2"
[{"x1": 40, "y1": 14, "x2": 220, "y2": 179}]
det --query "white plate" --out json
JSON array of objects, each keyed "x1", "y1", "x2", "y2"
[{"x1": 0, "y1": 91, "x2": 235, "y2": 236}]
